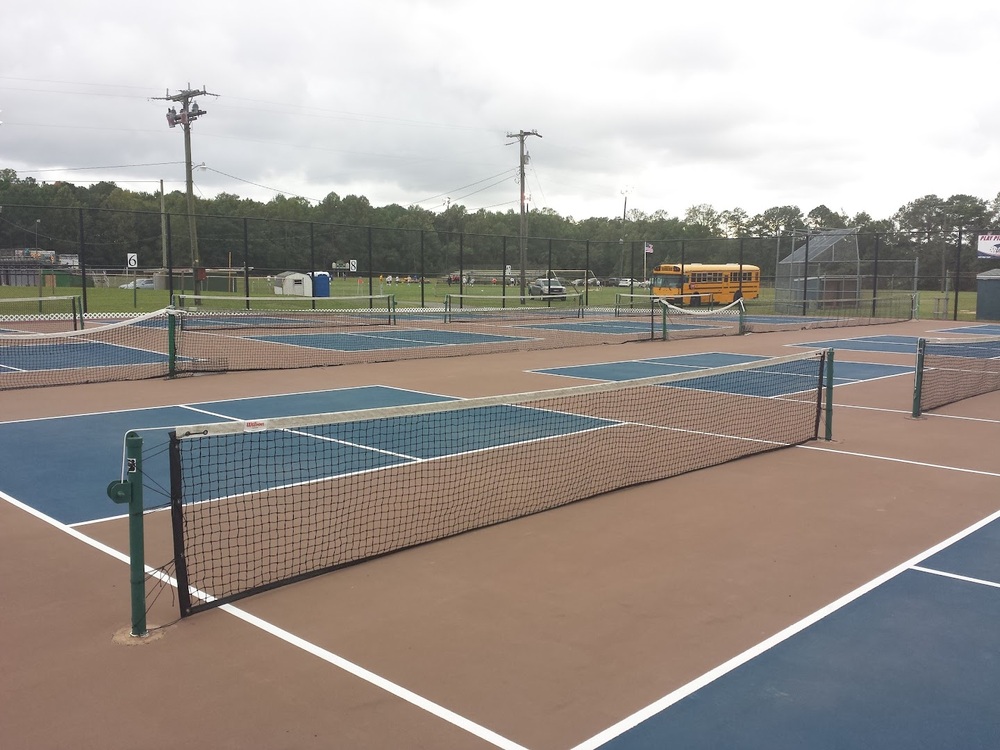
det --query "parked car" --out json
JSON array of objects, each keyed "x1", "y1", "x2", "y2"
[
  {"x1": 528, "y1": 278, "x2": 567, "y2": 300},
  {"x1": 617, "y1": 278, "x2": 638, "y2": 287},
  {"x1": 119, "y1": 278, "x2": 155, "y2": 289}
]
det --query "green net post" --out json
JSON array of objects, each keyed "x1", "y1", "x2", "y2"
[
  {"x1": 912, "y1": 338, "x2": 926, "y2": 418},
  {"x1": 824, "y1": 348, "x2": 834, "y2": 440},
  {"x1": 167, "y1": 310, "x2": 177, "y2": 378},
  {"x1": 106, "y1": 431, "x2": 147, "y2": 637}
]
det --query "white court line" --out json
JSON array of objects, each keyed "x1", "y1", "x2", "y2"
[
  {"x1": 6, "y1": 389, "x2": 998, "y2": 750},
  {"x1": 911, "y1": 566, "x2": 1000, "y2": 590},
  {"x1": 797, "y1": 443, "x2": 1000, "y2": 478},
  {"x1": 0, "y1": 489, "x2": 529, "y2": 750},
  {"x1": 835, "y1": 401, "x2": 1000, "y2": 424}
]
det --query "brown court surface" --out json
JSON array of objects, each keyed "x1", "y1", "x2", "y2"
[{"x1": 1, "y1": 319, "x2": 998, "y2": 749}]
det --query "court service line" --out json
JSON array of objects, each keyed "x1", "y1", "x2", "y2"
[
  {"x1": 797, "y1": 443, "x2": 1000, "y2": 478},
  {"x1": 832, "y1": 401, "x2": 1000, "y2": 424},
  {"x1": 570, "y1": 504, "x2": 1000, "y2": 750},
  {"x1": 911, "y1": 566, "x2": 1000, "y2": 590},
  {"x1": 0, "y1": 489, "x2": 529, "y2": 750}
]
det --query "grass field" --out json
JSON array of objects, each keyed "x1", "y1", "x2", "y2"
[{"x1": 0, "y1": 278, "x2": 983, "y2": 321}]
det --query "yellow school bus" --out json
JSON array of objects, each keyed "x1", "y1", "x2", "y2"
[{"x1": 649, "y1": 263, "x2": 760, "y2": 305}]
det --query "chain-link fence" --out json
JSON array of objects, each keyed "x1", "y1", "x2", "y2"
[{"x1": 1, "y1": 205, "x2": 996, "y2": 321}]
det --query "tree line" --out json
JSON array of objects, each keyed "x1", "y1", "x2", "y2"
[{"x1": 1, "y1": 169, "x2": 997, "y2": 288}]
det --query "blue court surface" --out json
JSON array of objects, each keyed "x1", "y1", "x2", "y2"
[
  {"x1": 0, "y1": 329, "x2": 536, "y2": 373},
  {"x1": 138, "y1": 314, "x2": 325, "y2": 329},
  {"x1": 518, "y1": 319, "x2": 656, "y2": 334},
  {"x1": 595, "y1": 515, "x2": 1000, "y2": 749},
  {"x1": 935, "y1": 323, "x2": 1000, "y2": 337},
  {"x1": 249, "y1": 328, "x2": 530, "y2": 351},
  {"x1": 0, "y1": 339, "x2": 173, "y2": 372},
  {"x1": 3, "y1": 378, "x2": 1000, "y2": 746},
  {"x1": 743, "y1": 314, "x2": 831, "y2": 325},
  {"x1": 790, "y1": 334, "x2": 923, "y2": 354},
  {"x1": 792, "y1": 330, "x2": 1000, "y2": 356},
  {"x1": 534, "y1": 351, "x2": 912, "y2": 389},
  {"x1": 0, "y1": 386, "x2": 454, "y2": 525}
]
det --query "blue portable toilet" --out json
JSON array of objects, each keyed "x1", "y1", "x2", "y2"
[
  {"x1": 976, "y1": 269, "x2": 1000, "y2": 321},
  {"x1": 312, "y1": 271, "x2": 331, "y2": 297}
]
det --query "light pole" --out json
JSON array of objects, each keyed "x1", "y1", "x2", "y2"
[{"x1": 34, "y1": 218, "x2": 40, "y2": 249}]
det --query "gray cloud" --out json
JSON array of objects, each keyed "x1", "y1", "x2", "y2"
[{"x1": 3, "y1": 0, "x2": 998, "y2": 222}]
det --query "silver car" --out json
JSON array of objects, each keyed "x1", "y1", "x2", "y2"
[{"x1": 528, "y1": 278, "x2": 567, "y2": 300}]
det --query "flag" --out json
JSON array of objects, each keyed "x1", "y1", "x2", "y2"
[{"x1": 644, "y1": 242, "x2": 654, "y2": 255}]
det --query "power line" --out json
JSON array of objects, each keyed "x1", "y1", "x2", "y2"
[
  {"x1": 17, "y1": 161, "x2": 185, "y2": 174},
  {"x1": 414, "y1": 168, "x2": 518, "y2": 207}
]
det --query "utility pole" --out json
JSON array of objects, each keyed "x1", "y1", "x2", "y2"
[
  {"x1": 506, "y1": 129, "x2": 541, "y2": 296},
  {"x1": 619, "y1": 187, "x2": 631, "y2": 278},
  {"x1": 156, "y1": 85, "x2": 216, "y2": 296}
]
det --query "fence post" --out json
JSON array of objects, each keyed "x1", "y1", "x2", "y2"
[
  {"x1": 952, "y1": 227, "x2": 963, "y2": 321},
  {"x1": 78, "y1": 208, "x2": 89, "y2": 317},
  {"x1": 870, "y1": 233, "x2": 881, "y2": 317}
]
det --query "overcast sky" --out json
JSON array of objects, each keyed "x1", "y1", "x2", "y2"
[{"x1": 2, "y1": 0, "x2": 998, "y2": 223}]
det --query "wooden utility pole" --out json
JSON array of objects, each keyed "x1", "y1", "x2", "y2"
[
  {"x1": 156, "y1": 86, "x2": 216, "y2": 296},
  {"x1": 506, "y1": 129, "x2": 542, "y2": 296}
]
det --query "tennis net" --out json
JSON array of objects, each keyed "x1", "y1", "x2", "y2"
[
  {"x1": 166, "y1": 348, "x2": 831, "y2": 615},
  {"x1": 912, "y1": 334, "x2": 1000, "y2": 416},
  {"x1": 0, "y1": 295, "x2": 83, "y2": 331},
  {"x1": 172, "y1": 293, "x2": 396, "y2": 327},
  {"x1": 613, "y1": 292, "x2": 659, "y2": 318},
  {"x1": 0, "y1": 309, "x2": 171, "y2": 390},
  {"x1": 660, "y1": 297, "x2": 746, "y2": 339},
  {"x1": 749, "y1": 293, "x2": 914, "y2": 333},
  {"x1": 443, "y1": 292, "x2": 584, "y2": 323}
]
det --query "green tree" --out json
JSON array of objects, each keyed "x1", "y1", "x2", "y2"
[{"x1": 805, "y1": 205, "x2": 847, "y2": 229}]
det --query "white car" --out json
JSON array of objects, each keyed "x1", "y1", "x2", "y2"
[
  {"x1": 617, "y1": 278, "x2": 638, "y2": 287},
  {"x1": 119, "y1": 278, "x2": 155, "y2": 289}
]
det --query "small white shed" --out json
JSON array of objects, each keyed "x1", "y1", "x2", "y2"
[{"x1": 272, "y1": 271, "x2": 312, "y2": 296}]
